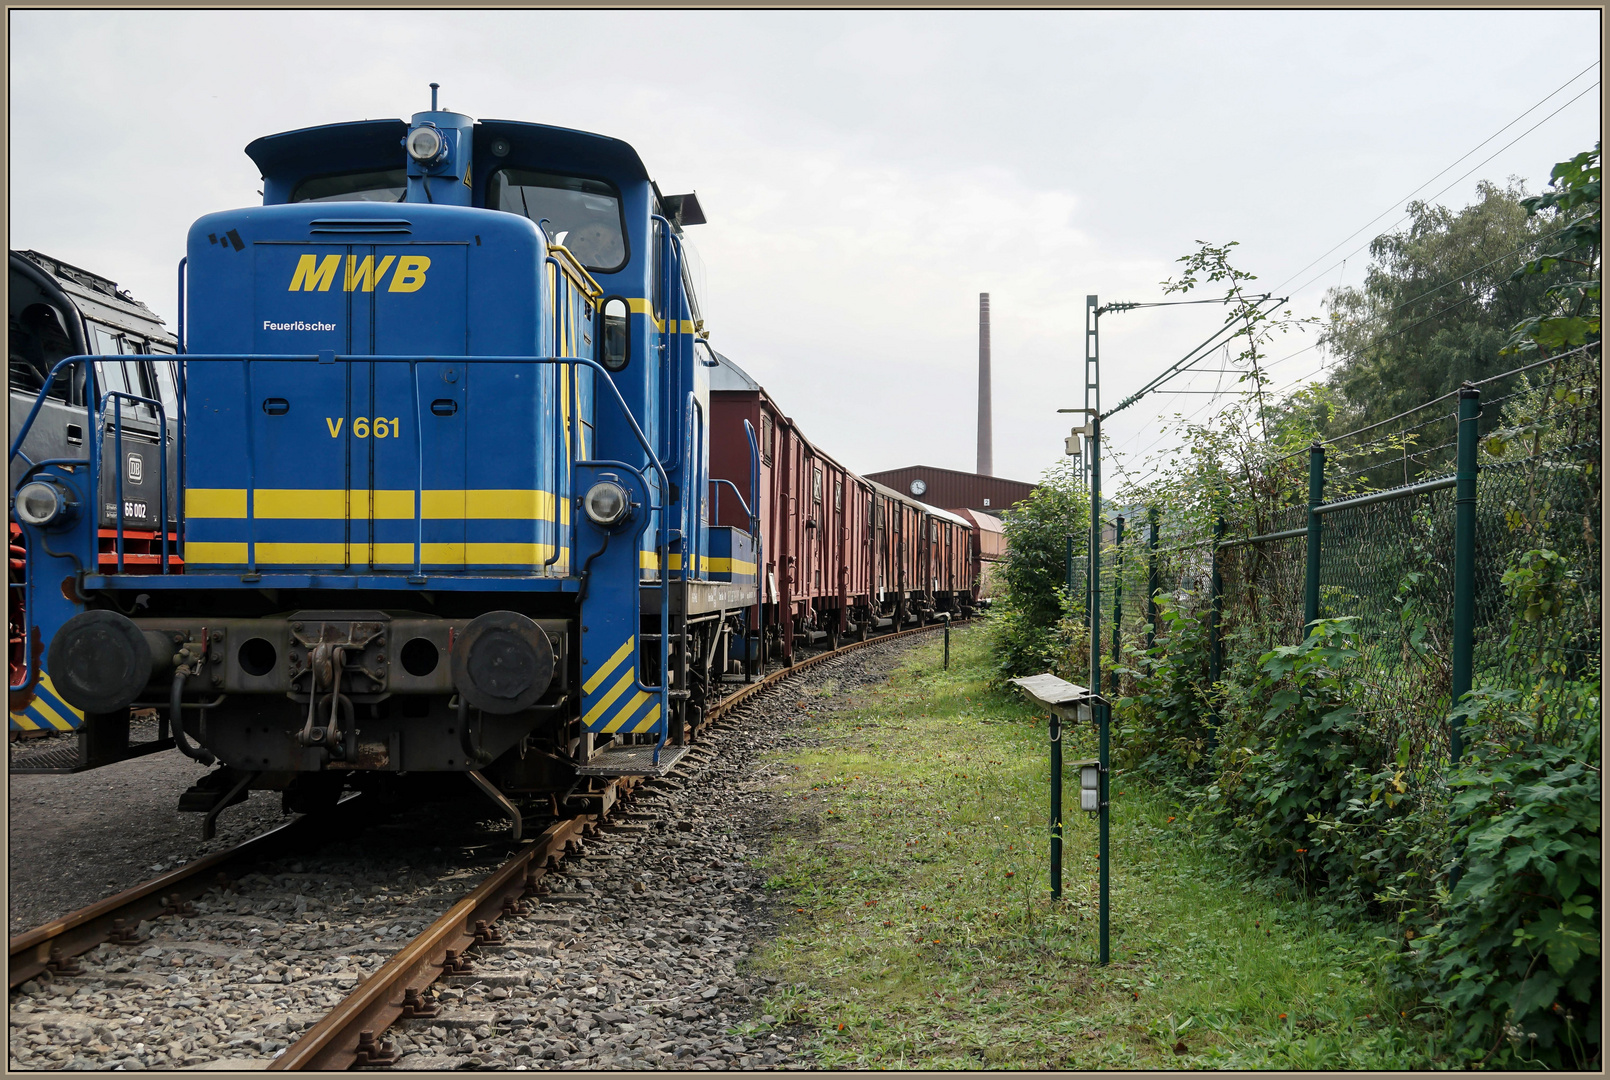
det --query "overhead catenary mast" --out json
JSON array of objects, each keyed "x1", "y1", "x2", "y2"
[{"x1": 977, "y1": 292, "x2": 992, "y2": 476}]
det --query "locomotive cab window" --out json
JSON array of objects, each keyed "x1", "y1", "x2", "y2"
[
  {"x1": 600, "y1": 297, "x2": 629, "y2": 371},
  {"x1": 8, "y1": 301, "x2": 77, "y2": 403},
  {"x1": 489, "y1": 169, "x2": 627, "y2": 273},
  {"x1": 290, "y1": 168, "x2": 408, "y2": 203}
]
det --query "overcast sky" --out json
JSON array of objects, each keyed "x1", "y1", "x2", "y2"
[{"x1": 10, "y1": 10, "x2": 1602, "y2": 490}]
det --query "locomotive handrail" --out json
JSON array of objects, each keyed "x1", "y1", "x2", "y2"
[
  {"x1": 546, "y1": 246, "x2": 603, "y2": 302},
  {"x1": 10, "y1": 350, "x2": 675, "y2": 749},
  {"x1": 653, "y1": 215, "x2": 689, "y2": 477},
  {"x1": 684, "y1": 392, "x2": 706, "y2": 580},
  {"x1": 708, "y1": 478, "x2": 752, "y2": 524},
  {"x1": 742, "y1": 418, "x2": 764, "y2": 638},
  {"x1": 11, "y1": 349, "x2": 678, "y2": 749}
]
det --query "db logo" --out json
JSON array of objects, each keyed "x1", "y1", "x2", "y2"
[{"x1": 126, "y1": 453, "x2": 144, "y2": 484}]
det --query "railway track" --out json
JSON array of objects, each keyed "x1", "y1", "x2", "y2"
[{"x1": 9, "y1": 622, "x2": 950, "y2": 1071}]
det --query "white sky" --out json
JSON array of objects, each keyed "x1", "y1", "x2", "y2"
[{"x1": 9, "y1": 10, "x2": 1602, "y2": 490}]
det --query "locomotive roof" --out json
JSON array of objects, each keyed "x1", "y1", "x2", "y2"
[
  {"x1": 12, "y1": 249, "x2": 172, "y2": 340},
  {"x1": 244, "y1": 116, "x2": 652, "y2": 193}
]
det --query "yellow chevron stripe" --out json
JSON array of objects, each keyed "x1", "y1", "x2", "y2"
[
  {"x1": 583, "y1": 668, "x2": 635, "y2": 728},
  {"x1": 583, "y1": 637, "x2": 636, "y2": 695},
  {"x1": 630, "y1": 704, "x2": 662, "y2": 734},
  {"x1": 187, "y1": 489, "x2": 565, "y2": 522},
  {"x1": 182, "y1": 542, "x2": 563, "y2": 566},
  {"x1": 29, "y1": 695, "x2": 75, "y2": 731},
  {"x1": 33, "y1": 674, "x2": 86, "y2": 730},
  {"x1": 8, "y1": 710, "x2": 40, "y2": 731},
  {"x1": 601, "y1": 690, "x2": 652, "y2": 734}
]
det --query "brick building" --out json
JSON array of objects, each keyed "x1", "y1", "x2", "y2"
[{"x1": 863, "y1": 465, "x2": 1035, "y2": 516}]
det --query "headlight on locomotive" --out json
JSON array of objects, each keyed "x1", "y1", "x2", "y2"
[
  {"x1": 583, "y1": 478, "x2": 632, "y2": 528},
  {"x1": 14, "y1": 479, "x2": 76, "y2": 529},
  {"x1": 406, "y1": 124, "x2": 446, "y2": 165}
]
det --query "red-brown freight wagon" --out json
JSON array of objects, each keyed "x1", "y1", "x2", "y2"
[
  {"x1": 952, "y1": 507, "x2": 1007, "y2": 600},
  {"x1": 709, "y1": 352, "x2": 980, "y2": 664}
]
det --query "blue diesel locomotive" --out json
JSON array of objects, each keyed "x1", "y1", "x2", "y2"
[{"x1": 9, "y1": 89, "x2": 763, "y2": 831}]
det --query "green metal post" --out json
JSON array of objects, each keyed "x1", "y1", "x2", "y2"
[
  {"x1": 1089, "y1": 413, "x2": 1109, "y2": 966},
  {"x1": 1098, "y1": 699, "x2": 1110, "y2": 965},
  {"x1": 1208, "y1": 512, "x2": 1224, "y2": 685},
  {"x1": 1065, "y1": 534, "x2": 1075, "y2": 607},
  {"x1": 1449, "y1": 385, "x2": 1481, "y2": 763},
  {"x1": 1090, "y1": 416, "x2": 1102, "y2": 704},
  {"x1": 1146, "y1": 508, "x2": 1160, "y2": 651},
  {"x1": 1050, "y1": 710, "x2": 1062, "y2": 900},
  {"x1": 1111, "y1": 515, "x2": 1124, "y2": 693},
  {"x1": 1207, "y1": 511, "x2": 1225, "y2": 748},
  {"x1": 1304, "y1": 442, "x2": 1324, "y2": 638}
]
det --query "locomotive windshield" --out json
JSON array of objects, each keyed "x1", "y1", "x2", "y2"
[
  {"x1": 290, "y1": 168, "x2": 408, "y2": 203},
  {"x1": 488, "y1": 169, "x2": 627, "y2": 273}
]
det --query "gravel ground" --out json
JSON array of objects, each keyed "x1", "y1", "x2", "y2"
[
  {"x1": 8, "y1": 634, "x2": 923, "y2": 1071},
  {"x1": 10, "y1": 799, "x2": 527, "y2": 1071},
  {"x1": 9, "y1": 743, "x2": 288, "y2": 935}
]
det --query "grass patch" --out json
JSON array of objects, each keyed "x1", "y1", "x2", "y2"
[{"x1": 745, "y1": 624, "x2": 1447, "y2": 1069}]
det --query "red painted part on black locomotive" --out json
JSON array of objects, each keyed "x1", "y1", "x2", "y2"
[{"x1": 8, "y1": 523, "x2": 26, "y2": 690}]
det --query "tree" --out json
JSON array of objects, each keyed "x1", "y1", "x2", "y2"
[
  {"x1": 992, "y1": 458, "x2": 1089, "y2": 678},
  {"x1": 1504, "y1": 142, "x2": 1601, "y2": 357},
  {"x1": 1317, "y1": 180, "x2": 1570, "y2": 432}
]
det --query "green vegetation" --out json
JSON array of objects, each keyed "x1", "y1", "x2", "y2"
[
  {"x1": 745, "y1": 627, "x2": 1442, "y2": 1070},
  {"x1": 982, "y1": 145, "x2": 1600, "y2": 1069},
  {"x1": 1313, "y1": 143, "x2": 1599, "y2": 436}
]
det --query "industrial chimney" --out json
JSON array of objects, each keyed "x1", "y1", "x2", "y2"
[{"x1": 977, "y1": 292, "x2": 992, "y2": 476}]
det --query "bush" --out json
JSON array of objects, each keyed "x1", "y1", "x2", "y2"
[
  {"x1": 1395, "y1": 687, "x2": 1601, "y2": 1070},
  {"x1": 991, "y1": 459, "x2": 1089, "y2": 681}
]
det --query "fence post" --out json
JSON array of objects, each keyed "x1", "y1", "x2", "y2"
[
  {"x1": 1050, "y1": 709, "x2": 1062, "y2": 900},
  {"x1": 1209, "y1": 513, "x2": 1225, "y2": 685},
  {"x1": 1111, "y1": 515, "x2": 1124, "y2": 693},
  {"x1": 1146, "y1": 507, "x2": 1160, "y2": 651},
  {"x1": 1305, "y1": 441, "x2": 1325, "y2": 638},
  {"x1": 1207, "y1": 512, "x2": 1225, "y2": 747},
  {"x1": 1065, "y1": 534, "x2": 1075, "y2": 613},
  {"x1": 1449, "y1": 384, "x2": 1481, "y2": 763}
]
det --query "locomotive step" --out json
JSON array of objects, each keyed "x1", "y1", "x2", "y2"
[{"x1": 573, "y1": 744, "x2": 692, "y2": 778}]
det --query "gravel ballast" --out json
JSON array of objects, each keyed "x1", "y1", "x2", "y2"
[{"x1": 8, "y1": 634, "x2": 925, "y2": 1071}]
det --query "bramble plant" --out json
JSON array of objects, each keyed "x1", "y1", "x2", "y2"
[{"x1": 989, "y1": 150, "x2": 1600, "y2": 1069}]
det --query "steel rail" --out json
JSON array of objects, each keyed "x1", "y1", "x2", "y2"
[
  {"x1": 7, "y1": 797, "x2": 365, "y2": 988},
  {"x1": 272, "y1": 618, "x2": 955, "y2": 1070}
]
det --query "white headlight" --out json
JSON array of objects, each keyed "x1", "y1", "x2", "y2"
[
  {"x1": 407, "y1": 125, "x2": 445, "y2": 163},
  {"x1": 15, "y1": 481, "x2": 66, "y2": 527},
  {"x1": 583, "y1": 480, "x2": 631, "y2": 527}
]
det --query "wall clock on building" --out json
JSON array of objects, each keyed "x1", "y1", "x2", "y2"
[{"x1": 910, "y1": 479, "x2": 927, "y2": 496}]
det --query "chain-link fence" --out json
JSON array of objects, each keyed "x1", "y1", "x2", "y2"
[{"x1": 1100, "y1": 343, "x2": 1600, "y2": 773}]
